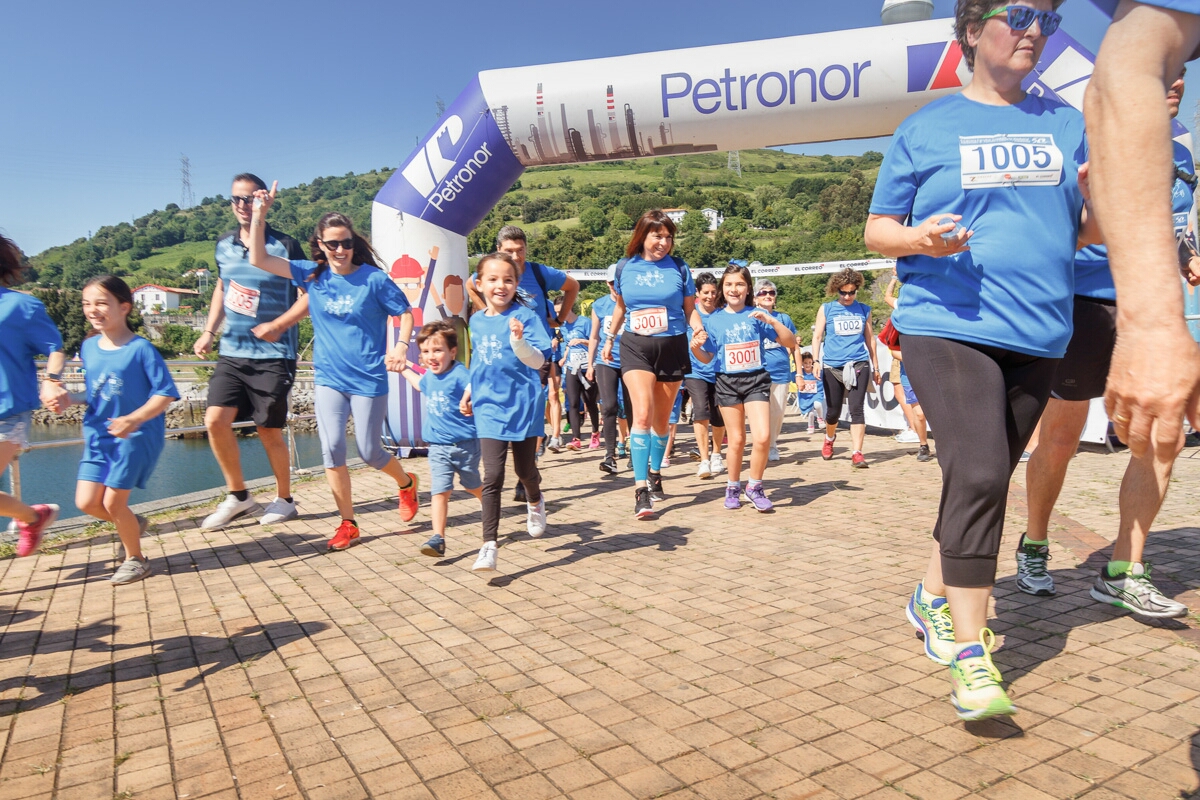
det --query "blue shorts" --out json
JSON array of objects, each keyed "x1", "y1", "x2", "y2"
[
  {"x1": 0, "y1": 411, "x2": 33, "y2": 449},
  {"x1": 428, "y1": 440, "x2": 482, "y2": 495},
  {"x1": 904, "y1": 385, "x2": 919, "y2": 406},
  {"x1": 77, "y1": 431, "x2": 163, "y2": 491}
]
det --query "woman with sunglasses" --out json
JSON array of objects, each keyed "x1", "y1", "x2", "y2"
[
  {"x1": 810, "y1": 268, "x2": 878, "y2": 469},
  {"x1": 752, "y1": 279, "x2": 798, "y2": 462},
  {"x1": 247, "y1": 184, "x2": 420, "y2": 551},
  {"x1": 864, "y1": 0, "x2": 1098, "y2": 721}
]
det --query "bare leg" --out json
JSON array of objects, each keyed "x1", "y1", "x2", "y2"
[
  {"x1": 431, "y1": 491, "x2": 450, "y2": 538},
  {"x1": 721, "y1": 404, "x2": 746, "y2": 483},
  {"x1": 548, "y1": 375, "x2": 562, "y2": 439},
  {"x1": 75, "y1": 481, "x2": 113, "y2": 523},
  {"x1": 103, "y1": 487, "x2": 142, "y2": 560},
  {"x1": 258, "y1": 427, "x2": 292, "y2": 498},
  {"x1": 378, "y1": 457, "x2": 414, "y2": 490},
  {"x1": 945, "y1": 586, "x2": 992, "y2": 644},
  {"x1": 692, "y1": 421, "x2": 711, "y2": 461},
  {"x1": 912, "y1": 403, "x2": 929, "y2": 447},
  {"x1": 712, "y1": 425, "x2": 725, "y2": 457},
  {"x1": 0, "y1": 444, "x2": 36, "y2": 524},
  {"x1": 851, "y1": 422, "x2": 866, "y2": 453},
  {"x1": 205, "y1": 406, "x2": 246, "y2": 492},
  {"x1": 1114, "y1": 420, "x2": 1183, "y2": 563},
  {"x1": 745, "y1": 401, "x2": 771, "y2": 480},
  {"x1": 325, "y1": 466, "x2": 354, "y2": 521},
  {"x1": 1024, "y1": 399, "x2": 1089, "y2": 542}
]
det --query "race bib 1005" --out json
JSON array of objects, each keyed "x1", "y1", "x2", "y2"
[
  {"x1": 833, "y1": 316, "x2": 863, "y2": 337},
  {"x1": 724, "y1": 341, "x2": 762, "y2": 373},
  {"x1": 960, "y1": 134, "x2": 1064, "y2": 189},
  {"x1": 225, "y1": 280, "x2": 261, "y2": 318},
  {"x1": 630, "y1": 307, "x2": 668, "y2": 335}
]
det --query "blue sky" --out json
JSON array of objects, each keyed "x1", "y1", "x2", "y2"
[{"x1": 0, "y1": 0, "x2": 1181, "y2": 254}]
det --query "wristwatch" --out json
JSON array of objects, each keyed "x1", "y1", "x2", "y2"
[{"x1": 46, "y1": 373, "x2": 63, "y2": 382}]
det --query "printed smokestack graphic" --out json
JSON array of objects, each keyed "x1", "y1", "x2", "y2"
[
  {"x1": 535, "y1": 83, "x2": 560, "y2": 158},
  {"x1": 606, "y1": 85, "x2": 622, "y2": 154},
  {"x1": 587, "y1": 109, "x2": 603, "y2": 156}
]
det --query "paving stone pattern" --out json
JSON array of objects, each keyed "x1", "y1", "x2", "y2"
[{"x1": 2, "y1": 427, "x2": 1199, "y2": 800}]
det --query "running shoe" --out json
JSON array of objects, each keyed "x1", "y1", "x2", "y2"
[
  {"x1": 547, "y1": 437, "x2": 563, "y2": 454},
  {"x1": 724, "y1": 483, "x2": 742, "y2": 510},
  {"x1": 260, "y1": 497, "x2": 298, "y2": 526},
  {"x1": 634, "y1": 488, "x2": 655, "y2": 520},
  {"x1": 687, "y1": 448, "x2": 702, "y2": 462},
  {"x1": 916, "y1": 445, "x2": 932, "y2": 463},
  {"x1": 514, "y1": 483, "x2": 527, "y2": 503},
  {"x1": 821, "y1": 436, "x2": 835, "y2": 461},
  {"x1": 949, "y1": 629, "x2": 1016, "y2": 721},
  {"x1": 110, "y1": 556, "x2": 153, "y2": 586},
  {"x1": 15, "y1": 504, "x2": 58, "y2": 558},
  {"x1": 1015, "y1": 542, "x2": 1055, "y2": 596},
  {"x1": 806, "y1": 423, "x2": 816, "y2": 434},
  {"x1": 328, "y1": 520, "x2": 360, "y2": 551},
  {"x1": 905, "y1": 582, "x2": 956, "y2": 665},
  {"x1": 201, "y1": 493, "x2": 259, "y2": 530},
  {"x1": 768, "y1": 447, "x2": 780, "y2": 462},
  {"x1": 398, "y1": 472, "x2": 419, "y2": 522},
  {"x1": 1090, "y1": 562, "x2": 1189, "y2": 618},
  {"x1": 851, "y1": 451, "x2": 868, "y2": 469},
  {"x1": 599, "y1": 457, "x2": 618, "y2": 474},
  {"x1": 420, "y1": 534, "x2": 445, "y2": 557},
  {"x1": 709, "y1": 452, "x2": 726, "y2": 476},
  {"x1": 527, "y1": 497, "x2": 547, "y2": 538},
  {"x1": 894, "y1": 429, "x2": 921, "y2": 443},
  {"x1": 473, "y1": 541, "x2": 498, "y2": 573},
  {"x1": 566, "y1": 439, "x2": 584, "y2": 452},
  {"x1": 660, "y1": 454, "x2": 671, "y2": 468},
  {"x1": 647, "y1": 471, "x2": 665, "y2": 502},
  {"x1": 589, "y1": 433, "x2": 601, "y2": 449},
  {"x1": 745, "y1": 483, "x2": 773, "y2": 512},
  {"x1": 616, "y1": 441, "x2": 627, "y2": 458},
  {"x1": 696, "y1": 459, "x2": 713, "y2": 479}
]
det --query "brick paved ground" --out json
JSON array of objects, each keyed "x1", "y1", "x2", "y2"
[{"x1": 2, "y1": 422, "x2": 1199, "y2": 800}]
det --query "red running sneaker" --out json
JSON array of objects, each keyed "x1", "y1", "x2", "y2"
[
  {"x1": 328, "y1": 520, "x2": 360, "y2": 551},
  {"x1": 16, "y1": 504, "x2": 58, "y2": 557},
  {"x1": 851, "y1": 451, "x2": 869, "y2": 469},
  {"x1": 398, "y1": 472, "x2": 419, "y2": 522},
  {"x1": 566, "y1": 439, "x2": 584, "y2": 451},
  {"x1": 821, "y1": 436, "x2": 835, "y2": 461}
]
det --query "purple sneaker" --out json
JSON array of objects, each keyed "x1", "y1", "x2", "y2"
[
  {"x1": 16, "y1": 504, "x2": 59, "y2": 558},
  {"x1": 724, "y1": 484, "x2": 742, "y2": 510},
  {"x1": 745, "y1": 484, "x2": 773, "y2": 512}
]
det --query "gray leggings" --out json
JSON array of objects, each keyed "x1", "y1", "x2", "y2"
[{"x1": 314, "y1": 386, "x2": 390, "y2": 469}]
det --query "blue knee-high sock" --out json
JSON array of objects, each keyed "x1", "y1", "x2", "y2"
[
  {"x1": 630, "y1": 429, "x2": 651, "y2": 482},
  {"x1": 649, "y1": 433, "x2": 669, "y2": 473}
]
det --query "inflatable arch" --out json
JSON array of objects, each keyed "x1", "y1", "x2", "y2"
[{"x1": 372, "y1": 17, "x2": 1103, "y2": 448}]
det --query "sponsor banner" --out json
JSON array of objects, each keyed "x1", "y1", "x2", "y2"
[{"x1": 563, "y1": 258, "x2": 897, "y2": 281}]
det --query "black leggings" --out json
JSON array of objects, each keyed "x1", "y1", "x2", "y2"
[
  {"x1": 822, "y1": 361, "x2": 870, "y2": 426},
  {"x1": 902, "y1": 335, "x2": 1058, "y2": 588},
  {"x1": 596, "y1": 364, "x2": 631, "y2": 459},
  {"x1": 563, "y1": 369, "x2": 599, "y2": 440},
  {"x1": 480, "y1": 437, "x2": 541, "y2": 543}
]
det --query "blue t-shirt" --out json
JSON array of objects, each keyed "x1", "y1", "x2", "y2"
[
  {"x1": 1089, "y1": 0, "x2": 1200, "y2": 13},
  {"x1": 418, "y1": 362, "x2": 476, "y2": 445},
  {"x1": 81, "y1": 335, "x2": 178, "y2": 476},
  {"x1": 615, "y1": 256, "x2": 696, "y2": 337},
  {"x1": 797, "y1": 369, "x2": 825, "y2": 415},
  {"x1": 685, "y1": 307, "x2": 718, "y2": 382},
  {"x1": 215, "y1": 227, "x2": 306, "y2": 360},
  {"x1": 559, "y1": 315, "x2": 592, "y2": 374},
  {"x1": 870, "y1": 93, "x2": 1088, "y2": 358},
  {"x1": 591, "y1": 294, "x2": 623, "y2": 369},
  {"x1": 1076, "y1": 139, "x2": 1196, "y2": 300},
  {"x1": 700, "y1": 306, "x2": 777, "y2": 375},
  {"x1": 0, "y1": 289, "x2": 63, "y2": 419},
  {"x1": 819, "y1": 301, "x2": 872, "y2": 367},
  {"x1": 472, "y1": 261, "x2": 567, "y2": 341},
  {"x1": 289, "y1": 261, "x2": 412, "y2": 397},
  {"x1": 469, "y1": 304, "x2": 553, "y2": 441},
  {"x1": 762, "y1": 310, "x2": 797, "y2": 384}
]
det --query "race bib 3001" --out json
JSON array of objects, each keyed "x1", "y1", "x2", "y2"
[
  {"x1": 724, "y1": 341, "x2": 762, "y2": 373},
  {"x1": 225, "y1": 280, "x2": 261, "y2": 318},
  {"x1": 630, "y1": 307, "x2": 668, "y2": 335},
  {"x1": 960, "y1": 134, "x2": 1064, "y2": 189}
]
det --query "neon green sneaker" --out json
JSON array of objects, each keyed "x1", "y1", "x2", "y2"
[
  {"x1": 905, "y1": 582, "x2": 956, "y2": 665},
  {"x1": 949, "y1": 628, "x2": 1015, "y2": 721}
]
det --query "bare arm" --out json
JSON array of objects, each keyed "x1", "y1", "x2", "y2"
[
  {"x1": 466, "y1": 275, "x2": 486, "y2": 313},
  {"x1": 106, "y1": 394, "x2": 176, "y2": 439},
  {"x1": 247, "y1": 183, "x2": 293, "y2": 279},
  {"x1": 40, "y1": 351, "x2": 68, "y2": 412},
  {"x1": 385, "y1": 311, "x2": 415, "y2": 371},
  {"x1": 602, "y1": 295, "x2": 626, "y2": 362},
  {"x1": 585, "y1": 307, "x2": 600, "y2": 381},
  {"x1": 252, "y1": 292, "x2": 310, "y2": 343},
  {"x1": 810, "y1": 305, "x2": 826, "y2": 378},
  {"x1": 195, "y1": 278, "x2": 226, "y2": 356},
  {"x1": 864, "y1": 212, "x2": 971, "y2": 258},
  {"x1": 399, "y1": 365, "x2": 423, "y2": 391},
  {"x1": 555, "y1": 276, "x2": 580, "y2": 327}
]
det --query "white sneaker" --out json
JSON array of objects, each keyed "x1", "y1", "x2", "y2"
[
  {"x1": 201, "y1": 494, "x2": 260, "y2": 530},
  {"x1": 472, "y1": 541, "x2": 498, "y2": 573},
  {"x1": 527, "y1": 497, "x2": 547, "y2": 538},
  {"x1": 710, "y1": 453, "x2": 726, "y2": 476},
  {"x1": 696, "y1": 459, "x2": 713, "y2": 479},
  {"x1": 894, "y1": 429, "x2": 921, "y2": 443},
  {"x1": 259, "y1": 497, "x2": 298, "y2": 525},
  {"x1": 768, "y1": 447, "x2": 780, "y2": 462}
]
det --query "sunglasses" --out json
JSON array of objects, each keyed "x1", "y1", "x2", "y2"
[
  {"x1": 756, "y1": 290, "x2": 776, "y2": 297},
  {"x1": 981, "y1": 5, "x2": 1062, "y2": 36},
  {"x1": 321, "y1": 238, "x2": 354, "y2": 252},
  {"x1": 230, "y1": 195, "x2": 256, "y2": 207},
  {"x1": 838, "y1": 289, "x2": 858, "y2": 297}
]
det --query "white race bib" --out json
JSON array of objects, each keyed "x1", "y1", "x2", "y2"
[
  {"x1": 225, "y1": 280, "x2": 261, "y2": 318},
  {"x1": 960, "y1": 134, "x2": 1064, "y2": 189},
  {"x1": 724, "y1": 340, "x2": 762, "y2": 373},
  {"x1": 567, "y1": 348, "x2": 588, "y2": 368},
  {"x1": 630, "y1": 306, "x2": 668, "y2": 335},
  {"x1": 833, "y1": 316, "x2": 863, "y2": 337}
]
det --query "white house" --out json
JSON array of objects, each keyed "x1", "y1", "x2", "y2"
[
  {"x1": 133, "y1": 284, "x2": 199, "y2": 313},
  {"x1": 662, "y1": 208, "x2": 688, "y2": 226},
  {"x1": 662, "y1": 208, "x2": 724, "y2": 231}
]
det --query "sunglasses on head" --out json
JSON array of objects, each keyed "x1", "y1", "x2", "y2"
[
  {"x1": 981, "y1": 5, "x2": 1062, "y2": 36},
  {"x1": 231, "y1": 195, "x2": 256, "y2": 207},
  {"x1": 756, "y1": 290, "x2": 776, "y2": 297},
  {"x1": 321, "y1": 238, "x2": 354, "y2": 252}
]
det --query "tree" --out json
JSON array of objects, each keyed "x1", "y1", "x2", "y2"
[
  {"x1": 817, "y1": 170, "x2": 874, "y2": 228},
  {"x1": 130, "y1": 237, "x2": 152, "y2": 260},
  {"x1": 680, "y1": 210, "x2": 709, "y2": 236},
  {"x1": 154, "y1": 324, "x2": 203, "y2": 358},
  {"x1": 579, "y1": 206, "x2": 609, "y2": 237}
]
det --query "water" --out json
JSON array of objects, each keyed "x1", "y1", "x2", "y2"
[{"x1": 2, "y1": 425, "x2": 351, "y2": 525}]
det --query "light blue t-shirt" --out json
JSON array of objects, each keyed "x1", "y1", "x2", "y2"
[
  {"x1": 471, "y1": 261, "x2": 567, "y2": 341},
  {"x1": 1075, "y1": 140, "x2": 1196, "y2": 300},
  {"x1": 215, "y1": 227, "x2": 306, "y2": 360},
  {"x1": 591, "y1": 294, "x2": 623, "y2": 369},
  {"x1": 469, "y1": 303, "x2": 553, "y2": 441},
  {"x1": 870, "y1": 93, "x2": 1088, "y2": 357},
  {"x1": 819, "y1": 301, "x2": 872, "y2": 367},
  {"x1": 700, "y1": 306, "x2": 777, "y2": 376},
  {"x1": 685, "y1": 307, "x2": 718, "y2": 382},
  {"x1": 289, "y1": 261, "x2": 412, "y2": 397},
  {"x1": 559, "y1": 315, "x2": 592, "y2": 374},
  {"x1": 797, "y1": 369, "x2": 825, "y2": 415},
  {"x1": 418, "y1": 362, "x2": 476, "y2": 445},
  {"x1": 0, "y1": 289, "x2": 62, "y2": 419},
  {"x1": 615, "y1": 255, "x2": 696, "y2": 337},
  {"x1": 762, "y1": 310, "x2": 797, "y2": 384}
]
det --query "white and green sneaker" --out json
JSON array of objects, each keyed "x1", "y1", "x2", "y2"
[
  {"x1": 1015, "y1": 542, "x2": 1055, "y2": 596},
  {"x1": 905, "y1": 582, "x2": 956, "y2": 665},
  {"x1": 949, "y1": 628, "x2": 1015, "y2": 721},
  {"x1": 1090, "y1": 562, "x2": 1188, "y2": 618}
]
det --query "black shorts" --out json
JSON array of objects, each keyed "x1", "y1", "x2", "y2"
[
  {"x1": 538, "y1": 360, "x2": 560, "y2": 386},
  {"x1": 1052, "y1": 296, "x2": 1116, "y2": 402},
  {"x1": 207, "y1": 356, "x2": 296, "y2": 428},
  {"x1": 620, "y1": 332, "x2": 689, "y2": 382},
  {"x1": 715, "y1": 370, "x2": 771, "y2": 407},
  {"x1": 684, "y1": 377, "x2": 725, "y2": 427}
]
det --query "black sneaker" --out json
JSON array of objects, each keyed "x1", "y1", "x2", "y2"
[
  {"x1": 599, "y1": 457, "x2": 618, "y2": 474},
  {"x1": 634, "y1": 487, "x2": 655, "y2": 520},
  {"x1": 916, "y1": 445, "x2": 932, "y2": 462},
  {"x1": 420, "y1": 534, "x2": 446, "y2": 557},
  {"x1": 647, "y1": 471, "x2": 665, "y2": 501},
  {"x1": 514, "y1": 483, "x2": 527, "y2": 503}
]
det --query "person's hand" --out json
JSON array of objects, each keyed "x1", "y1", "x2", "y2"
[
  {"x1": 748, "y1": 309, "x2": 771, "y2": 324},
  {"x1": 814, "y1": 360, "x2": 823, "y2": 379},
  {"x1": 1185, "y1": 255, "x2": 1200, "y2": 287},
  {"x1": 547, "y1": 315, "x2": 562, "y2": 329},
  {"x1": 585, "y1": 366, "x2": 595, "y2": 383},
  {"x1": 910, "y1": 214, "x2": 972, "y2": 256},
  {"x1": 1105, "y1": 321, "x2": 1200, "y2": 458},
  {"x1": 690, "y1": 328, "x2": 708, "y2": 349},
  {"x1": 385, "y1": 347, "x2": 408, "y2": 372},
  {"x1": 510, "y1": 318, "x2": 525, "y2": 339},
  {"x1": 872, "y1": 368, "x2": 882, "y2": 386},
  {"x1": 252, "y1": 182, "x2": 278, "y2": 218},
  {"x1": 601, "y1": 341, "x2": 613, "y2": 362},
  {"x1": 106, "y1": 415, "x2": 141, "y2": 439},
  {"x1": 251, "y1": 323, "x2": 281, "y2": 343},
  {"x1": 193, "y1": 331, "x2": 213, "y2": 356},
  {"x1": 1078, "y1": 162, "x2": 1092, "y2": 207},
  {"x1": 40, "y1": 380, "x2": 69, "y2": 414},
  {"x1": 459, "y1": 393, "x2": 473, "y2": 417}
]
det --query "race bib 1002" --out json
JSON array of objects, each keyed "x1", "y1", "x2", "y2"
[
  {"x1": 959, "y1": 134, "x2": 1064, "y2": 189},
  {"x1": 630, "y1": 307, "x2": 668, "y2": 335},
  {"x1": 724, "y1": 341, "x2": 762, "y2": 373},
  {"x1": 225, "y1": 280, "x2": 261, "y2": 318},
  {"x1": 833, "y1": 316, "x2": 863, "y2": 337}
]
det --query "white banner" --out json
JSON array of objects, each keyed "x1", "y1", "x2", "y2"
[{"x1": 565, "y1": 258, "x2": 897, "y2": 281}]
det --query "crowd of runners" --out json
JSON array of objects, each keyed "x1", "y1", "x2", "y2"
[{"x1": 3, "y1": 0, "x2": 1200, "y2": 725}]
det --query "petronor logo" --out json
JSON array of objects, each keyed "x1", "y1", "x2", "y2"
[
  {"x1": 401, "y1": 115, "x2": 465, "y2": 197},
  {"x1": 907, "y1": 41, "x2": 964, "y2": 93}
]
